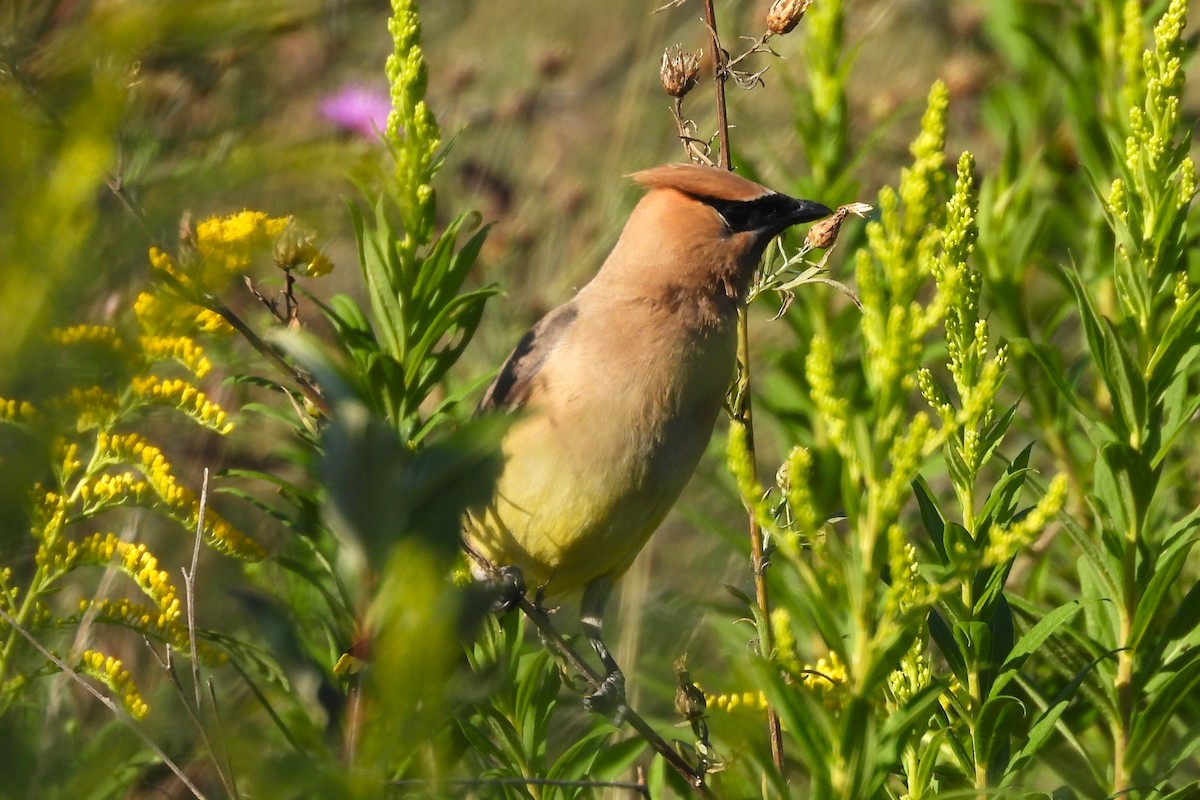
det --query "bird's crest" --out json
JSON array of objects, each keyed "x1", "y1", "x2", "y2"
[{"x1": 630, "y1": 163, "x2": 771, "y2": 203}]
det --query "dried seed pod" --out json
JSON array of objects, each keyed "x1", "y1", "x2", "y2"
[
  {"x1": 660, "y1": 45, "x2": 702, "y2": 98},
  {"x1": 804, "y1": 202, "x2": 871, "y2": 249},
  {"x1": 767, "y1": 0, "x2": 812, "y2": 36}
]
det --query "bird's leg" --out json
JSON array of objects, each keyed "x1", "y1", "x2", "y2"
[{"x1": 580, "y1": 576, "x2": 628, "y2": 724}]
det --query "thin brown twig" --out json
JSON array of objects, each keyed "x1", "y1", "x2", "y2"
[
  {"x1": 204, "y1": 294, "x2": 331, "y2": 417},
  {"x1": 701, "y1": 0, "x2": 731, "y2": 171},
  {"x1": 0, "y1": 608, "x2": 209, "y2": 800},
  {"x1": 464, "y1": 545, "x2": 713, "y2": 796},
  {"x1": 145, "y1": 641, "x2": 239, "y2": 800},
  {"x1": 516, "y1": 595, "x2": 715, "y2": 797},
  {"x1": 652, "y1": 0, "x2": 691, "y2": 13},
  {"x1": 699, "y1": 0, "x2": 787, "y2": 778},
  {"x1": 184, "y1": 468, "x2": 208, "y2": 709},
  {"x1": 671, "y1": 97, "x2": 716, "y2": 165}
]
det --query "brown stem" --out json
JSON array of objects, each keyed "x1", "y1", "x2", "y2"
[
  {"x1": 464, "y1": 545, "x2": 712, "y2": 795},
  {"x1": 205, "y1": 296, "x2": 331, "y2": 417},
  {"x1": 702, "y1": 0, "x2": 732, "y2": 171},
  {"x1": 701, "y1": 0, "x2": 785, "y2": 777},
  {"x1": 514, "y1": 595, "x2": 714, "y2": 797},
  {"x1": 734, "y1": 306, "x2": 785, "y2": 774}
]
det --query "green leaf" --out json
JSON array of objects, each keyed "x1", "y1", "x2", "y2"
[
  {"x1": 1009, "y1": 338, "x2": 1099, "y2": 438},
  {"x1": 929, "y1": 609, "x2": 968, "y2": 684},
  {"x1": 1155, "y1": 366, "x2": 1200, "y2": 468},
  {"x1": 977, "y1": 443, "x2": 1033, "y2": 533},
  {"x1": 999, "y1": 601, "x2": 1085, "y2": 675},
  {"x1": 1126, "y1": 647, "x2": 1200, "y2": 768},
  {"x1": 587, "y1": 735, "x2": 646, "y2": 782},
  {"x1": 978, "y1": 397, "x2": 1021, "y2": 465},
  {"x1": 1159, "y1": 780, "x2": 1200, "y2": 800},
  {"x1": 988, "y1": 601, "x2": 1084, "y2": 699},
  {"x1": 1147, "y1": 285, "x2": 1200, "y2": 398},
  {"x1": 1161, "y1": 577, "x2": 1200, "y2": 654},
  {"x1": 352, "y1": 195, "x2": 406, "y2": 361},
  {"x1": 974, "y1": 694, "x2": 1024, "y2": 773},
  {"x1": 1004, "y1": 651, "x2": 1108, "y2": 783},
  {"x1": 912, "y1": 476, "x2": 948, "y2": 564},
  {"x1": 1129, "y1": 534, "x2": 1198, "y2": 650},
  {"x1": 318, "y1": 398, "x2": 506, "y2": 567}
]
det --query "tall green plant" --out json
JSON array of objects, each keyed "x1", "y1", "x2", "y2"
[{"x1": 1018, "y1": 0, "x2": 1200, "y2": 794}]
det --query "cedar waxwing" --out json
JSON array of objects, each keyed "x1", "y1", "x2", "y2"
[{"x1": 467, "y1": 163, "x2": 830, "y2": 714}]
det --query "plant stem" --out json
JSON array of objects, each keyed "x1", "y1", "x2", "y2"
[
  {"x1": 700, "y1": 0, "x2": 785, "y2": 776},
  {"x1": 514, "y1": 595, "x2": 715, "y2": 797},
  {"x1": 702, "y1": 0, "x2": 731, "y2": 171},
  {"x1": 1112, "y1": 533, "x2": 1138, "y2": 794}
]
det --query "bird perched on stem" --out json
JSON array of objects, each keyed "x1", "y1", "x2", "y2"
[{"x1": 466, "y1": 163, "x2": 830, "y2": 717}]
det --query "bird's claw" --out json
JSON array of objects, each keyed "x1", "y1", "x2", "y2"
[
  {"x1": 489, "y1": 565, "x2": 526, "y2": 614},
  {"x1": 583, "y1": 669, "x2": 628, "y2": 725}
]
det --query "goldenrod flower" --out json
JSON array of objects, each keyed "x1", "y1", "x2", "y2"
[
  {"x1": 131, "y1": 376, "x2": 233, "y2": 434},
  {"x1": 706, "y1": 689, "x2": 770, "y2": 713},
  {"x1": 0, "y1": 397, "x2": 37, "y2": 424},
  {"x1": 273, "y1": 224, "x2": 334, "y2": 278},
  {"x1": 49, "y1": 324, "x2": 127, "y2": 355},
  {"x1": 99, "y1": 433, "x2": 265, "y2": 561},
  {"x1": 134, "y1": 291, "x2": 231, "y2": 338},
  {"x1": 81, "y1": 597, "x2": 190, "y2": 651},
  {"x1": 193, "y1": 211, "x2": 290, "y2": 289},
  {"x1": 60, "y1": 386, "x2": 121, "y2": 431},
  {"x1": 139, "y1": 335, "x2": 213, "y2": 379},
  {"x1": 984, "y1": 473, "x2": 1069, "y2": 565},
  {"x1": 79, "y1": 649, "x2": 149, "y2": 719}
]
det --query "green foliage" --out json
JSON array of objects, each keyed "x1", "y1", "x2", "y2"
[{"x1": 2, "y1": 0, "x2": 1200, "y2": 797}]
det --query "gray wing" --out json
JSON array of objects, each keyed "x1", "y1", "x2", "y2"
[{"x1": 477, "y1": 302, "x2": 579, "y2": 413}]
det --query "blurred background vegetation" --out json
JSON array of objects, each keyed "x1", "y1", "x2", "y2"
[{"x1": 2, "y1": 0, "x2": 1199, "y2": 797}]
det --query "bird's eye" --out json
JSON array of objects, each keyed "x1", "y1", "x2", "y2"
[{"x1": 710, "y1": 202, "x2": 752, "y2": 231}]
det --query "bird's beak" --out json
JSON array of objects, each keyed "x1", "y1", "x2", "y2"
[
  {"x1": 746, "y1": 194, "x2": 833, "y2": 238},
  {"x1": 782, "y1": 197, "x2": 834, "y2": 226}
]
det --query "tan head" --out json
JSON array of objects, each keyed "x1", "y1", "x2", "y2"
[{"x1": 592, "y1": 164, "x2": 830, "y2": 313}]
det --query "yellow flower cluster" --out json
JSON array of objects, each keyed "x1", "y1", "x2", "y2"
[
  {"x1": 32, "y1": 489, "x2": 67, "y2": 544},
  {"x1": 131, "y1": 376, "x2": 232, "y2": 434},
  {"x1": 99, "y1": 433, "x2": 265, "y2": 561},
  {"x1": 885, "y1": 528, "x2": 934, "y2": 618},
  {"x1": 56, "y1": 440, "x2": 83, "y2": 483},
  {"x1": 0, "y1": 396, "x2": 37, "y2": 424},
  {"x1": 706, "y1": 689, "x2": 769, "y2": 713},
  {"x1": 771, "y1": 607, "x2": 803, "y2": 674},
  {"x1": 800, "y1": 651, "x2": 848, "y2": 711},
  {"x1": 79, "y1": 649, "x2": 149, "y2": 719},
  {"x1": 887, "y1": 648, "x2": 932, "y2": 711},
  {"x1": 42, "y1": 532, "x2": 180, "y2": 622},
  {"x1": 274, "y1": 227, "x2": 335, "y2": 278},
  {"x1": 82, "y1": 597, "x2": 188, "y2": 649},
  {"x1": 49, "y1": 324, "x2": 125, "y2": 354},
  {"x1": 984, "y1": 473, "x2": 1069, "y2": 565},
  {"x1": 78, "y1": 471, "x2": 152, "y2": 512},
  {"x1": 139, "y1": 335, "x2": 212, "y2": 378},
  {"x1": 62, "y1": 386, "x2": 120, "y2": 431},
  {"x1": 190, "y1": 211, "x2": 290, "y2": 290},
  {"x1": 134, "y1": 291, "x2": 230, "y2": 337}
]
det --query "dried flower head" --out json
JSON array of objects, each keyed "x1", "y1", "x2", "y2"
[
  {"x1": 767, "y1": 0, "x2": 812, "y2": 35},
  {"x1": 660, "y1": 45, "x2": 702, "y2": 98},
  {"x1": 805, "y1": 201, "x2": 872, "y2": 249}
]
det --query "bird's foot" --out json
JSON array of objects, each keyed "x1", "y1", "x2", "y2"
[
  {"x1": 489, "y1": 565, "x2": 526, "y2": 614},
  {"x1": 583, "y1": 668, "x2": 628, "y2": 725}
]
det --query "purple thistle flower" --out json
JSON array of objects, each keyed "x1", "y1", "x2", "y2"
[{"x1": 319, "y1": 85, "x2": 393, "y2": 141}]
